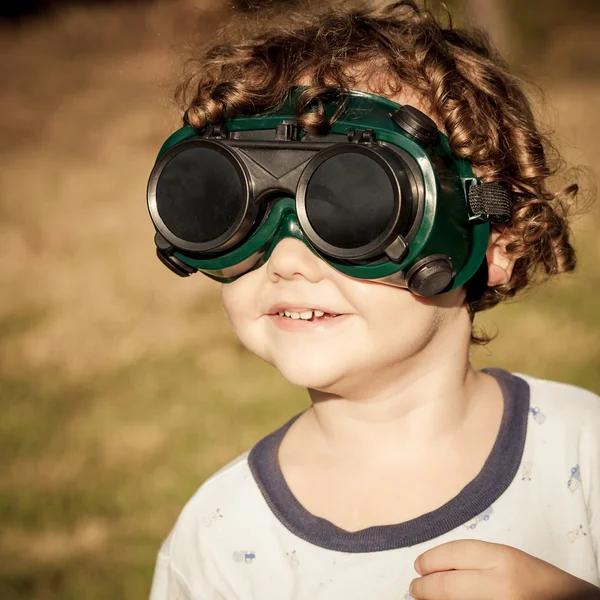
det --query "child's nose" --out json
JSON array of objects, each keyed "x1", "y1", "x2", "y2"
[{"x1": 266, "y1": 237, "x2": 325, "y2": 284}]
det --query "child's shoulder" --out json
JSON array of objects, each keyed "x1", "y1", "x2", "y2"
[
  {"x1": 183, "y1": 451, "x2": 256, "y2": 517},
  {"x1": 515, "y1": 371, "x2": 600, "y2": 431},
  {"x1": 160, "y1": 449, "x2": 270, "y2": 556}
]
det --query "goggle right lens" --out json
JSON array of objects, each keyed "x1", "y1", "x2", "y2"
[
  {"x1": 304, "y1": 151, "x2": 396, "y2": 250},
  {"x1": 297, "y1": 144, "x2": 418, "y2": 262}
]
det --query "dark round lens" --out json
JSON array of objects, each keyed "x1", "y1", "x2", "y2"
[
  {"x1": 156, "y1": 146, "x2": 245, "y2": 244},
  {"x1": 305, "y1": 152, "x2": 395, "y2": 249}
]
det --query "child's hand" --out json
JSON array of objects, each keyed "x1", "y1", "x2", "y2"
[{"x1": 409, "y1": 539, "x2": 600, "y2": 600}]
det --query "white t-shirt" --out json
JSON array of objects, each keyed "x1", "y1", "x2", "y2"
[{"x1": 149, "y1": 370, "x2": 600, "y2": 599}]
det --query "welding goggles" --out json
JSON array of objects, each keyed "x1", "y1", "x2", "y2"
[{"x1": 147, "y1": 88, "x2": 510, "y2": 296}]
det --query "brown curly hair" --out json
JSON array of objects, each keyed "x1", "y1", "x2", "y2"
[{"x1": 176, "y1": 0, "x2": 578, "y2": 332}]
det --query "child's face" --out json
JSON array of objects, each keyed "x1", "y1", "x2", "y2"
[
  {"x1": 221, "y1": 85, "x2": 476, "y2": 396},
  {"x1": 221, "y1": 236, "x2": 467, "y2": 395}
]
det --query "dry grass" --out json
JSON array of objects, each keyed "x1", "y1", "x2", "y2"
[
  {"x1": 0, "y1": 0, "x2": 229, "y2": 380},
  {"x1": 0, "y1": 2, "x2": 598, "y2": 599}
]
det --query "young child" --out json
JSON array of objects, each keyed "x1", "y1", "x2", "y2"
[{"x1": 147, "y1": 2, "x2": 600, "y2": 598}]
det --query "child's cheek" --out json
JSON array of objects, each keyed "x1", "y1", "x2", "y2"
[
  {"x1": 220, "y1": 281, "x2": 274, "y2": 362},
  {"x1": 220, "y1": 279, "x2": 250, "y2": 320}
]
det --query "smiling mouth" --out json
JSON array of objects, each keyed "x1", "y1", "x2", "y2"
[{"x1": 275, "y1": 310, "x2": 341, "y2": 322}]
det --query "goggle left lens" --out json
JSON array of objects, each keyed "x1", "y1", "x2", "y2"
[{"x1": 149, "y1": 139, "x2": 257, "y2": 254}]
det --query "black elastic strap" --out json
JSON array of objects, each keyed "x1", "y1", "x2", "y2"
[{"x1": 468, "y1": 183, "x2": 511, "y2": 224}]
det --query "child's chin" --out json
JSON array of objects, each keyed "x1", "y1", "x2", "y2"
[{"x1": 274, "y1": 361, "x2": 345, "y2": 390}]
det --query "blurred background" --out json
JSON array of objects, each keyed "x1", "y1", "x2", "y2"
[{"x1": 0, "y1": 0, "x2": 598, "y2": 598}]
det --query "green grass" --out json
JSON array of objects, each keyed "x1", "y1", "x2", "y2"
[{"x1": 0, "y1": 324, "x2": 308, "y2": 600}]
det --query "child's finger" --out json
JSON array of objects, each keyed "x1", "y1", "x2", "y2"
[
  {"x1": 415, "y1": 539, "x2": 503, "y2": 575},
  {"x1": 410, "y1": 569, "x2": 490, "y2": 600}
]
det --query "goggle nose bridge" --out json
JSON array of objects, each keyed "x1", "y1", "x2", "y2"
[{"x1": 259, "y1": 200, "x2": 321, "y2": 263}]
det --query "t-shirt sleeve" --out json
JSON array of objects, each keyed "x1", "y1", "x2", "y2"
[
  {"x1": 149, "y1": 525, "x2": 211, "y2": 600},
  {"x1": 149, "y1": 550, "x2": 206, "y2": 600},
  {"x1": 148, "y1": 454, "x2": 251, "y2": 600}
]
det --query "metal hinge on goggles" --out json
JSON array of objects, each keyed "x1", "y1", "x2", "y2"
[{"x1": 147, "y1": 88, "x2": 510, "y2": 296}]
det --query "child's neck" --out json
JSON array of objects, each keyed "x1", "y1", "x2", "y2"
[
  {"x1": 304, "y1": 364, "x2": 496, "y2": 464},
  {"x1": 301, "y1": 309, "x2": 493, "y2": 462}
]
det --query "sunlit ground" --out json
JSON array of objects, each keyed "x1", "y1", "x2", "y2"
[{"x1": 0, "y1": 2, "x2": 598, "y2": 599}]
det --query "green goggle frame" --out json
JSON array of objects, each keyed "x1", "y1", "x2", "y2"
[{"x1": 147, "y1": 87, "x2": 510, "y2": 296}]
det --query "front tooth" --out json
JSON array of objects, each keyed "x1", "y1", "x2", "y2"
[
  {"x1": 284, "y1": 311, "x2": 301, "y2": 319},
  {"x1": 300, "y1": 310, "x2": 313, "y2": 320},
  {"x1": 313, "y1": 310, "x2": 324, "y2": 318}
]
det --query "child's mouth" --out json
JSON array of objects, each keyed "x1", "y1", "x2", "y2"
[
  {"x1": 276, "y1": 310, "x2": 340, "y2": 322},
  {"x1": 269, "y1": 310, "x2": 350, "y2": 331}
]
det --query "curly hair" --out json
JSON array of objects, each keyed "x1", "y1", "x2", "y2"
[{"x1": 176, "y1": 0, "x2": 579, "y2": 339}]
